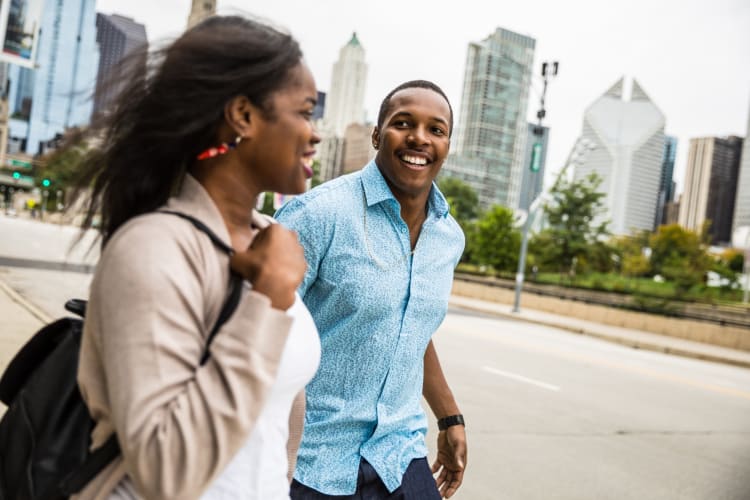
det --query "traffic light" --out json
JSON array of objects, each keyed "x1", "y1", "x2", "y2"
[
  {"x1": 12, "y1": 171, "x2": 20, "y2": 179},
  {"x1": 42, "y1": 178, "x2": 50, "y2": 187}
]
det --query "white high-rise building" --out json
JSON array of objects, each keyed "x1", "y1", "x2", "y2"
[
  {"x1": 572, "y1": 77, "x2": 666, "y2": 236},
  {"x1": 732, "y1": 102, "x2": 750, "y2": 234},
  {"x1": 323, "y1": 33, "x2": 367, "y2": 137},
  {"x1": 187, "y1": 0, "x2": 216, "y2": 29}
]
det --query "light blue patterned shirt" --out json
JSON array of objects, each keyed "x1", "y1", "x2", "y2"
[{"x1": 275, "y1": 160, "x2": 464, "y2": 495}]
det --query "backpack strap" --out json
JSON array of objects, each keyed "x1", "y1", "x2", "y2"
[{"x1": 58, "y1": 210, "x2": 244, "y2": 496}]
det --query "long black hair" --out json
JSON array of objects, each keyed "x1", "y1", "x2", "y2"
[{"x1": 75, "y1": 15, "x2": 302, "y2": 245}]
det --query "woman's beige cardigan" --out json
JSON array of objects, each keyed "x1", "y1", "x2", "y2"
[{"x1": 75, "y1": 176, "x2": 306, "y2": 499}]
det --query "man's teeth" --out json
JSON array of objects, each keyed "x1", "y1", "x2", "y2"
[
  {"x1": 401, "y1": 155, "x2": 427, "y2": 166},
  {"x1": 302, "y1": 157, "x2": 313, "y2": 168}
]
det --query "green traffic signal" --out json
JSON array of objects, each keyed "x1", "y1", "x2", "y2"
[
  {"x1": 12, "y1": 171, "x2": 20, "y2": 179},
  {"x1": 42, "y1": 178, "x2": 50, "y2": 187}
]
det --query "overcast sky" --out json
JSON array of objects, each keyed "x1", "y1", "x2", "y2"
[{"x1": 96, "y1": 0, "x2": 750, "y2": 196}]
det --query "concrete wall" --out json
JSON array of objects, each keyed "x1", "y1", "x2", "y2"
[{"x1": 452, "y1": 279, "x2": 750, "y2": 352}]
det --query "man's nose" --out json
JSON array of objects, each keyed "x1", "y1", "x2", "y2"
[{"x1": 407, "y1": 126, "x2": 429, "y2": 145}]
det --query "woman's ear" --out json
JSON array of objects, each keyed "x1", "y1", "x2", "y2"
[{"x1": 224, "y1": 95, "x2": 255, "y2": 139}]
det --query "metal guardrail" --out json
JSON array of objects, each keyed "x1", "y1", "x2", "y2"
[{"x1": 455, "y1": 272, "x2": 750, "y2": 329}]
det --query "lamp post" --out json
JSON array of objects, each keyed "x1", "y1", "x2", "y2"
[
  {"x1": 510, "y1": 60, "x2": 557, "y2": 313},
  {"x1": 512, "y1": 137, "x2": 596, "y2": 313}
]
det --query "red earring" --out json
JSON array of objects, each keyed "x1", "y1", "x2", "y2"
[{"x1": 196, "y1": 136, "x2": 243, "y2": 160}]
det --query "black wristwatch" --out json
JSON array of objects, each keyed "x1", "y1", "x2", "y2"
[{"x1": 437, "y1": 414, "x2": 465, "y2": 431}]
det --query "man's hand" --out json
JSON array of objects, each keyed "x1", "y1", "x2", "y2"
[{"x1": 431, "y1": 424, "x2": 467, "y2": 498}]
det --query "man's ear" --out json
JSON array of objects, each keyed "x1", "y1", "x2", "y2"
[
  {"x1": 371, "y1": 127, "x2": 380, "y2": 150},
  {"x1": 224, "y1": 95, "x2": 255, "y2": 139}
]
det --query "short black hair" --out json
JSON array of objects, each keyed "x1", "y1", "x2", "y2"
[{"x1": 376, "y1": 80, "x2": 453, "y2": 137}]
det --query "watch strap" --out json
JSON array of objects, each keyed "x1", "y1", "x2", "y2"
[{"x1": 437, "y1": 414, "x2": 465, "y2": 431}]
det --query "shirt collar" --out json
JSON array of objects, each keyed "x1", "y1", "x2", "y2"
[{"x1": 361, "y1": 160, "x2": 451, "y2": 218}]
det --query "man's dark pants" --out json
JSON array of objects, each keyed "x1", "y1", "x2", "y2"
[{"x1": 290, "y1": 458, "x2": 441, "y2": 499}]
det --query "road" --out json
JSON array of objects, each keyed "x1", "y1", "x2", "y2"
[{"x1": 3, "y1": 215, "x2": 750, "y2": 499}]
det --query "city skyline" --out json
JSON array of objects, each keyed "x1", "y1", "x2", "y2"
[{"x1": 95, "y1": 0, "x2": 750, "y2": 200}]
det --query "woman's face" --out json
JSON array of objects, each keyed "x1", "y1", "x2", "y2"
[{"x1": 244, "y1": 62, "x2": 320, "y2": 194}]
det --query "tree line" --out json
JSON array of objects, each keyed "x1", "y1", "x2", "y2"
[{"x1": 438, "y1": 174, "x2": 745, "y2": 303}]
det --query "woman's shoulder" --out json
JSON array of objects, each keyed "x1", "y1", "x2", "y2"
[{"x1": 100, "y1": 211, "x2": 215, "y2": 272}]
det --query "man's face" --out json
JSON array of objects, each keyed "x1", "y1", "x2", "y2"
[{"x1": 373, "y1": 87, "x2": 451, "y2": 201}]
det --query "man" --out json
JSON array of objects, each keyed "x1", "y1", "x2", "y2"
[{"x1": 276, "y1": 80, "x2": 467, "y2": 499}]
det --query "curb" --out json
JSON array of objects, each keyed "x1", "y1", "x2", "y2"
[
  {"x1": 448, "y1": 297, "x2": 750, "y2": 370},
  {"x1": 0, "y1": 277, "x2": 53, "y2": 324}
]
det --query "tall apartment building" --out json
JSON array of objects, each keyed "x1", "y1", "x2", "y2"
[
  {"x1": 518, "y1": 124, "x2": 549, "y2": 211},
  {"x1": 572, "y1": 77, "x2": 666, "y2": 236},
  {"x1": 94, "y1": 14, "x2": 147, "y2": 117},
  {"x1": 6, "y1": 0, "x2": 99, "y2": 155},
  {"x1": 312, "y1": 91, "x2": 326, "y2": 121},
  {"x1": 187, "y1": 0, "x2": 216, "y2": 29},
  {"x1": 656, "y1": 135, "x2": 678, "y2": 226},
  {"x1": 323, "y1": 33, "x2": 367, "y2": 136},
  {"x1": 733, "y1": 103, "x2": 750, "y2": 234},
  {"x1": 678, "y1": 136, "x2": 743, "y2": 244},
  {"x1": 444, "y1": 27, "x2": 535, "y2": 210},
  {"x1": 341, "y1": 122, "x2": 375, "y2": 174}
]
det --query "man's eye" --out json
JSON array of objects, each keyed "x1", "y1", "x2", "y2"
[
  {"x1": 432, "y1": 127, "x2": 446, "y2": 136},
  {"x1": 394, "y1": 120, "x2": 409, "y2": 128}
]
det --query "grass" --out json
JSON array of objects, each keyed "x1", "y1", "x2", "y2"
[{"x1": 455, "y1": 264, "x2": 746, "y2": 305}]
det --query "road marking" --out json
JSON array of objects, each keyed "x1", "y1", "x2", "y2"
[
  {"x1": 445, "y1": 322, "x2": 750, "y2": 402},
  {"x1": 482, "y1": 366, "x2": 560, "y2": 392}
]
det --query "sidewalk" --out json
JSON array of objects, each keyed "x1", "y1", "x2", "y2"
[
  {"x1": 449, "y1": 295, "x2": 750, "y2": 370},
  {"x1": 0, "y1": 278, "x2": 48, "y2": 374},
  {"x1": 2, "y1": 275, "x2": 749, "y2": 373}
]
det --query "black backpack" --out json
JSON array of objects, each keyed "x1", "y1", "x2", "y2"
[{"x1": 0, "y1": 212, "x2": 242, "y2": 500}]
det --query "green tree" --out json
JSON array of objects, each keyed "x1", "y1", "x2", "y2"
[
  {"x1": 649, "y1": 224, "x2": 710, "y2": 295},
  {"x1": 438, "y1": 176, "x2": 479, "y2": 223},
  {"x1": 35, "y1": 128, "x2": 88, "y2": 191},
  {"x1": 530, "y1": 173, "x2": 609, "y2": 276},
  {"x1": 721, "y1": 248, "x2": 745, "y2": 273},
  {"x1": 611, "y1": 230, "x2": 652, "y2": 277},
  {"x1": 473, "y1": 205, "x2": 520, "y2": 272},
  {"x1": 310, "y1": 159, "x2": 322, "y2": 188}
]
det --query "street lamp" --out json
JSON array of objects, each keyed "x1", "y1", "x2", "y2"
[{"x1": 512, "y1": 137, "x2": 596, "y2": 313}]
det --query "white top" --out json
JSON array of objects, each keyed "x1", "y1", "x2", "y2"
[{"x1": 109, "y1": 294, "x2": 320, "y2": 500}]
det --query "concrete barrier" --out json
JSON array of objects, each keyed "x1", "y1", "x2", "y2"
[{"x1": 452, "y1": 279, "x2": 750, "y2": 352}]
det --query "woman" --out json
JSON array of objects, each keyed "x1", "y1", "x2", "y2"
[{"x1": 73, "y1": 15, "x2": 321, "y2": 499}]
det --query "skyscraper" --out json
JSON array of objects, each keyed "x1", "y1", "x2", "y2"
[
  {"x1": 323, "y1": 33, "x2": 367, "y2": 137},
  {"x1": 679, "y1": 136, "x2": 743, "y2": 244},
  {"x1": 518, "y1": 123, "x2": 549, "y2": 211},
  {"x1": 94, "y1": 14, "x2": 147, "y2": 117},
  {"x1": 341, "y1": 122, "x2": 375, "y2": 174},
  {"x1": 187, "y1": 0, "x2": 215, "y2": 29},
  {"x1": 6, "y1": 0, "x2": 99, "y2": 155},
  {"x1": 572, "y1": 77, "x2": 666, "y2": 236},
  {"x1": 445, "y1": 27, "x2": 535, "y2": 210},
  {"x1": 656, "y1": 135, "x2": 678, "y2": 227},
  {"x1": 733, "y1": 103, "x2": 750, "y2": 234}
]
